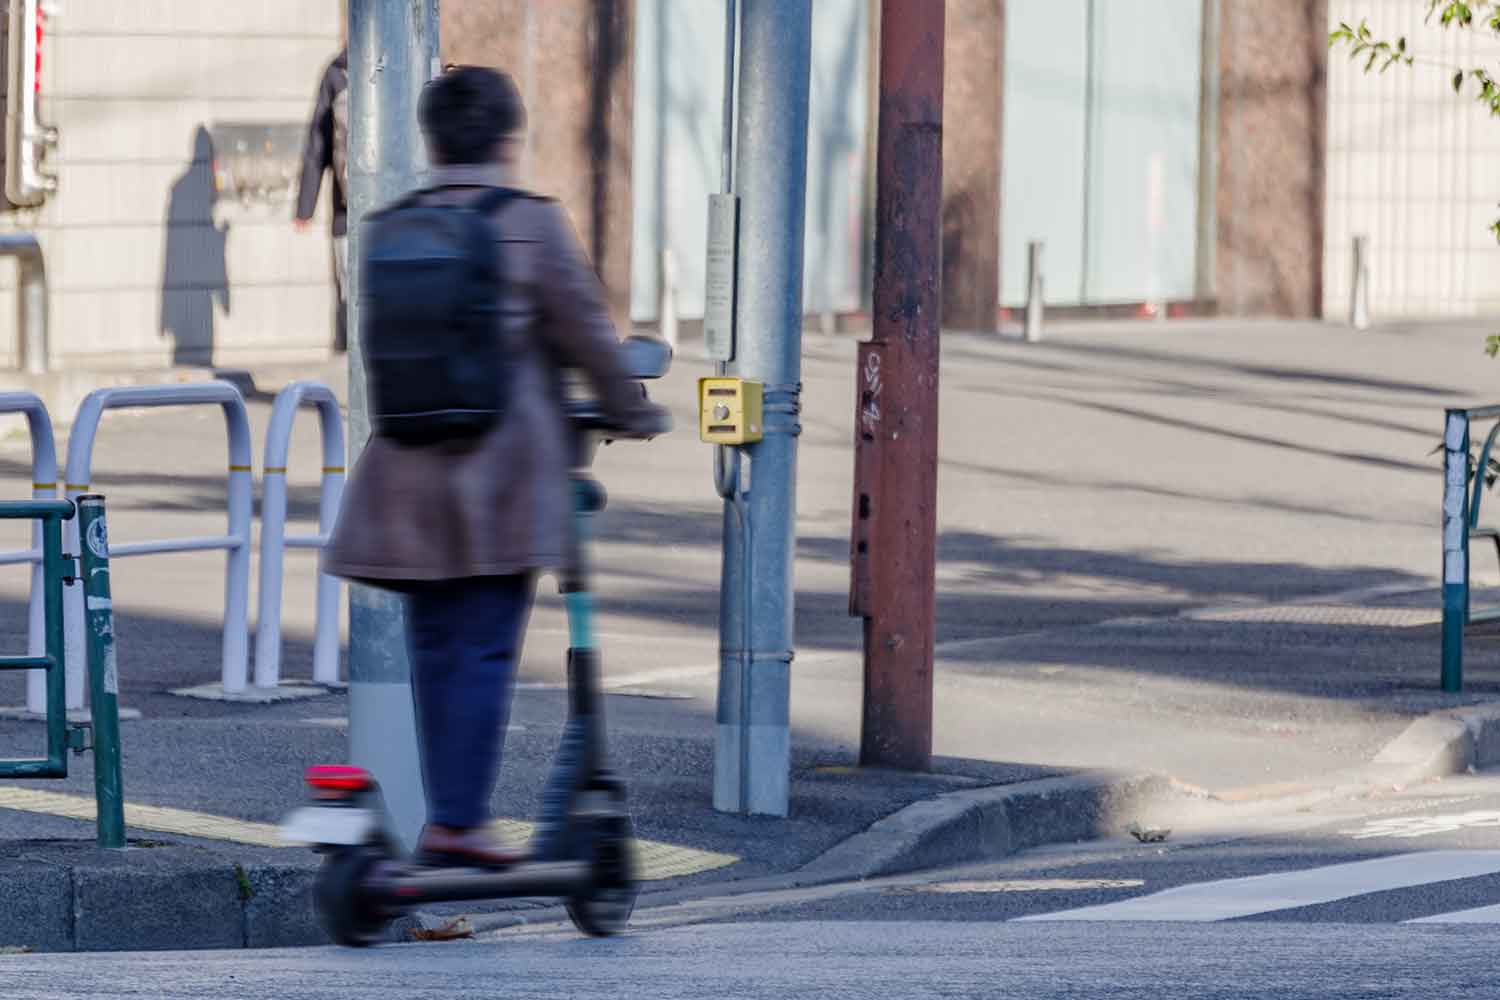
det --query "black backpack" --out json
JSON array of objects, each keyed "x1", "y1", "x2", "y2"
[{"x1": 360, "y1": 186, "x2": 517, "y2": 445}]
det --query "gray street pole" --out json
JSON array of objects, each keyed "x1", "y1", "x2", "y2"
[
  {"x1": 713, "y1": 0, "x2": 812, "y2": 817},
  {"x1": 346, "y1": 0, "x2": 439, "y2": 853}
]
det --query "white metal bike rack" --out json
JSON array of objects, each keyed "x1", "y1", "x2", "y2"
[
  {"x1": 62, "y1": 382, "x2": 253, "y2": 707},
  {"x1": 0, "y1": 392, "x2": 58, "y2": 714},
  {"x1": 254, "y1": 381, "x2": 345, "y2": 690}
]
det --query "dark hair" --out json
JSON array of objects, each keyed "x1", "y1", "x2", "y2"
[{"x1": 418, "y1": 66, "x2": 526, "y2": 165}]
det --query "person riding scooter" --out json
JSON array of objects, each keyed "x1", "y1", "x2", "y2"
[{"x1": 323, "y1": 65, "x2": 667, "y2": 871}]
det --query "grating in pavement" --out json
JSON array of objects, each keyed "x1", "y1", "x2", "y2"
[{"x1": 1183, "y1": 604, "x2": 1440, "y2": 628}]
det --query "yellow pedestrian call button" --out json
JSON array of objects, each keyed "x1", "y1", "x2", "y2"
[{"x1": 698, "y1": 377, "x2": 763, "y2": 445}]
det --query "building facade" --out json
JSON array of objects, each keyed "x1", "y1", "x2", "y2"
[
  {"x1": 0, "y1": 1, "x2": 1492, "y2": 375},
  {"x1": 2, "y1": 2, "x2": 343, "y2": 371},
  {"x1": 1324, "y1": 0, "x2": 1500, "y2": 319}
]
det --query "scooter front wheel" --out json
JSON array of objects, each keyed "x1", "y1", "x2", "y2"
[
  {"x1": 566, "y1": 814, "x2": 638, "y2": 937},
  {"x1": 314, "y1": 847, "x2": 397, "y2": 947}
]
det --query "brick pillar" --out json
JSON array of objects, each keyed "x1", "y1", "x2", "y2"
[
  {"x1": 940, "y1": 0, "x2": 1003, "y2": 333},
  {"x1": 443, "y1": 0, "x2": 635, "y2": 329},
  {"x1": 1215, "y1": 0, "x2": 1327, "y2": 317}
]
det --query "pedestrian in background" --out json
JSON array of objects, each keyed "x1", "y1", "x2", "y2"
[{"x1": 294, "y1": 40, "x2": 350, "y2": 353}]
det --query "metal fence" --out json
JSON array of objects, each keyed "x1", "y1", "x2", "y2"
[{"x1": 62, "y1": 382, "x2": 253, "y2": 705}]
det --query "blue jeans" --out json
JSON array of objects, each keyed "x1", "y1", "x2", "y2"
[{"x1": 404, "y1": 574, "x2": 534, "y2": 829}]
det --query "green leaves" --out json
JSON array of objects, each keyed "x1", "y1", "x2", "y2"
[
  {"x1": 1439, "y1": 2, "x2": 1474, "y2": 27},
  {"x1": 1456, "y1": 68, "x2": 1500, "y2": 115},
  {"x1": 1328, "y1": 20, "x2": 1413, "y2": 71},
  {"x1": 1427, "y1": 0, "x2": 1500, "y2": 30}
]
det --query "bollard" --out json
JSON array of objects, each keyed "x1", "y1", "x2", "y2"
[
  {"x1": 1351, "y1": 235, "x2": 1370, "y2": 331},
  {"x1": 659, "y1": 248, "x2": 679, "y2": 349},
  {"x1": 77, "y1": 495, "x2": 125, "y2": 848},
  {"x1": 0, "y1": 234, "x2": 49, "y2": 374},
  {"x1": 254, "y1": 381, "x2": 345, "y2": 691},
  {"x1": 1024, "y1": 240, "x2": 1044, "y2": 343}
]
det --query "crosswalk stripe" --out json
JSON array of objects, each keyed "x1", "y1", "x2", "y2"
[
  {"x1": 1017, "y1": 851, "x2": 1500, "y2": 923},
  {"x1": 1406, "y1": 903, "x2": 1500, "y2": 924}
]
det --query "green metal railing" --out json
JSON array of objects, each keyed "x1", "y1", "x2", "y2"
[
  {"x1": 0, "y1": 495, "x2": 125, "y2": 847},
  {"x1": 0, "y1": 499, "x2": 74, "y2": 778}
]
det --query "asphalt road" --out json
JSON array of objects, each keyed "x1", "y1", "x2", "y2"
[
  {"x1": 16, "y1": 773, "x2": 1500, "y2": 997},
  {"x1": 2, "y1": 922, "x2": 1495, "y2": 1000}
]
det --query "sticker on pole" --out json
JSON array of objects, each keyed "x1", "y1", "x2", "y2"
[
  {"x1": 85, "y1": 518, "x2": 109, "y2": 560},
  {"x1": 101, "y1": 646, "x2": 118, "y2": 696},
  {"x1": 1447, "y1": 413, "x2": 1467, "y2": 451}
]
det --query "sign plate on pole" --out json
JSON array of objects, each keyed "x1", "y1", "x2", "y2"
[{"x1": 704, "y1": 193, "x2": 739, "y2": 362}]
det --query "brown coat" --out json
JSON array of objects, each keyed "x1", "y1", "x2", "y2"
[{"x1": 324, "y1": 165, "x2": 650, "y2": 584}]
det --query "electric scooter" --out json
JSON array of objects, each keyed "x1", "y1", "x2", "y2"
[{"x1": 280, "y1": 335, "x2": 673, "y2": 947}]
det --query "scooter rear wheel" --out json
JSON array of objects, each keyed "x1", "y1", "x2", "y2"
[
  {"x1": 566, "y1": 814, "x2": 638, "y2": 937},
  {"x1": 315, "y1": 848, "x2": 396, "y2": 948}
]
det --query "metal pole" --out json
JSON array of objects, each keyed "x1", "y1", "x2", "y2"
[
  {"x1": 1351, "y1": 234, "x2": 1370, "y2": 330},
  {"x1": 40, "y1": 507, "x2": 64, "y2": 775},
  {"x1": 1442, "y1": 409, "x2": 1469, "y2": 693},
  {"x1": 1024, "y1": 240, "x2": 1044, "y2": 343},
  {"x1": 0, "y1": 234, "x2": 49, "y2": 374},
  {"x1": 713, "y1": 0, "x2": 811, "y2": 818},
  {"x1": 346, "y1": 0, "x2": 439, "y2": 853},
  {"x1": 77, "y1": 495, "x2": 125, "y2": 848},
  {"x1": 1194, "y1": 0, "x2": 1221, "y2": 303},
  {"x1": 851, "y1": 0, "x2": 944, "y2": 772}
]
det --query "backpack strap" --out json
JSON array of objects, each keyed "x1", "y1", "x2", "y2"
[{"x1": 471, "y1": 186, "x2": 521, "y2": 216}]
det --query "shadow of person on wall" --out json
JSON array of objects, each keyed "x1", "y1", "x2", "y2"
[{"x1": 160, "y1": 126, "x2": 230, "y2": 367}]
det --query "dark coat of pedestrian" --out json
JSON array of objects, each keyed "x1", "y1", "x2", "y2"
[
  {"x1": 322, "y1": 163, "x2": 651, "y2": 583},
  {"x1": 295, "y1": 48, "x2": 348, "y2": 238},
  {"x1": 295, "y1": 48, "x2": 350, "y2": 352}
]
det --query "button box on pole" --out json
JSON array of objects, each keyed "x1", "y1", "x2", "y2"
[{"x1": 698, "y1": 377, "x2": 763, "y2": 445}]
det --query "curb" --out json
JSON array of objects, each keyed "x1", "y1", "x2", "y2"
[
  {"x1": 447, "y1": 770, "x2": 1190, "y2": 938},
  {"x1": 792, "y1": 771, "x2": 1179, "y2": 884},
  {"x1": 0, "y1": 842, "x2": 323, "y2": 953},
  {"x1": 28, "y1": 710, "x2": 1488, "y2": 956},
  {"x1": 1317, "y1": 700, "x2": 1500, "y2": 801},
  {"x1": 743, "y1": 702, "x2": 1500, "y2": 890},
  {"x1": 1146, "y1": 701, "x2": 1500, "y2": 823}
]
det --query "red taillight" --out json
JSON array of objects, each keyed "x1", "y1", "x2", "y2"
[
  {"x1": 305, "y1": 765, "x2": 373, "y2": 792},
  {"x1": 34, "y1": 9, "x2": 42, "y2": 95}
]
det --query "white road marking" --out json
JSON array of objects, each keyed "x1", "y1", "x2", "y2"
[
  {"x1": 1342, "y1": 811, "x2": 1500, "y2": 841},
  {"x1": 1407, "y1": 903, "x2": 1500, "y2": 924},
  {"x1": 1018, "y1": 851, "x2": 1500, "y2": 923},
  {"x1": 891, "y1": 879, "x2": 1144, "y2": 895}
]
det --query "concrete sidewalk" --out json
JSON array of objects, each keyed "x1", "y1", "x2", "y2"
[{"x1": 3, "y1": 318, "x2": 1500, "y2": 949}]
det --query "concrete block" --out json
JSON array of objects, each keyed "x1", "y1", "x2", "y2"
[
  {"x1": 0, "y1": 859, "x2": 73, "y2": 952},
  {"x1": 70, "y1": 851, "x2": 244, "y2": 953},
  {"x1": 243, "y1": 865, "x2": 326, "y2": 950},
  {"x1": 66, "y1": 847, "x2": 244, "y2": 952}
]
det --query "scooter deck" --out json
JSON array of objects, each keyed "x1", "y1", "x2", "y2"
[{"x1": 372, "y1": 860, "x2": 594, "y2": 905}]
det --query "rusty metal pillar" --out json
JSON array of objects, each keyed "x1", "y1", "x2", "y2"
[
  {"x1": 851, "y1": 0, "x2": 945, "y2": 772},
  {"x1": 940, "y1": 0, "x2": 1001, "y2": 333}
]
